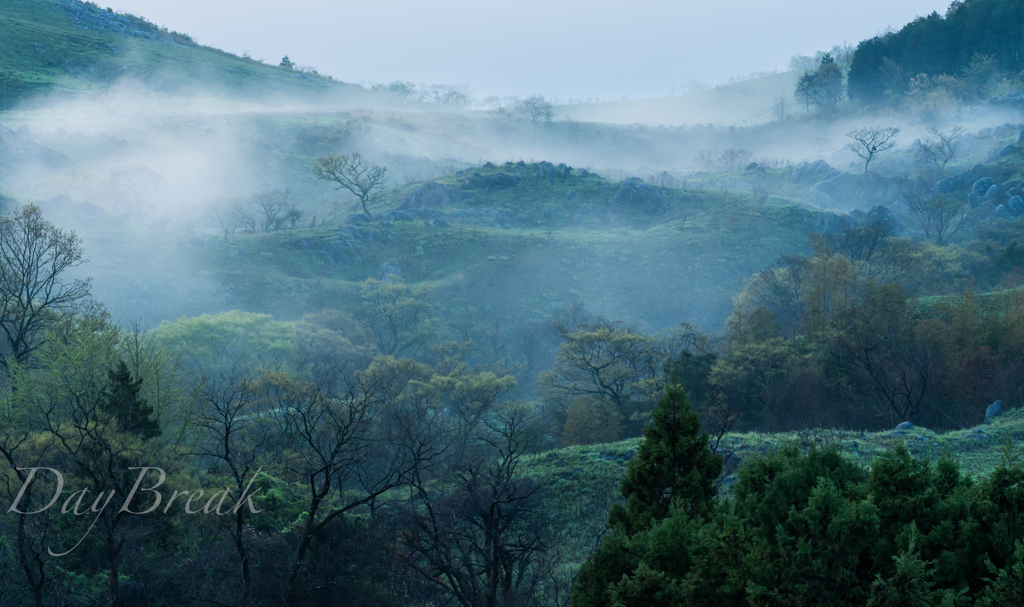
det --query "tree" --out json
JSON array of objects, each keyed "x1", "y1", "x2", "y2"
[
  {"x1": 770, "y1": 97, "x2": 789, "y2": 123},
  {"x1": 0, "y1": 204, "x2": 91, "y2": 370},
  {"x1": 279, "y1": 56, "x2": 294, "y2": 70},
  {"x1": 251, "y1": 188, "x2": 295, "y2": 232},
  {"x1": 610, "y1": 383, "x2": 723, "y2": 534},
  {"x1": 357, "y1": 278, "x2": 435, "y2": 358},
  {"x1": 108, "y1": 165, "x2": 164, "y2": 217},
  {"x1": 847, "y1": 126, "x2": 900, "y2": 174},
  {"x1": 795, "y1": 54, "x2": 845, "y2": 113},
  {"x1": 903, "y1": 189, "x2": 967, "y2": 246},
  {"x1": 312, "y1": 153, "x2": 388, "y2": 220},
  {"x1": 401, "y1": 405, "x2": 556, "y2": 607},
  {"x1": 102, "y1": 360, "x2": 161, "y2": 439},
  {"x1": 516, "y1": 96, "x2": 554, "y2": 126},
  {"x1": 917, "y1": 125, "x2": 964, "y2": 177}
]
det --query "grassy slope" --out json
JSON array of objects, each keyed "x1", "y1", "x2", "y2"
[
  {"x1": 0, "y1": 0, "x2": 359, "y2": 107},
  {"x1": 530, "y1": 407, "x2": 1024, "y2": 570},
  {"x1": 553, "y1": 72, "x2": 800, "y2": 127},
  {"x1": 182, "y1": 163, "x2": 822, "y2": 332}
]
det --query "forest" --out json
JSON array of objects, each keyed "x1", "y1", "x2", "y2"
[{"x1": 5, "y1": 0, "x2": 1024, "y2": 605}]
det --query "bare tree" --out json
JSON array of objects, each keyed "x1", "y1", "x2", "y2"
[
  {"x1": 516, "y1": 96, "x2": 554, "y2": 126},
  {"x1": 903, "y1": 189, "x2": 968, "y2": 245},
  {"x1": 0, "y1": 204, "x2": 91, "y2": 370},
  {"x1": 401, "y1": 406, "x2": 555, "y2": 607},
  {"x1": 846, "y1": 126, "x2": 900, "y2": 174},
  {"x1": 488, "y1": 105, "x2": 523, "y2": 137},
  {"x1": 770, "y1": 97, "x2": 788, "y2": 123},
  {"x1": 719, "y1": 148, "x2": 753, "y2": 171},
  {"x1": 312, "y1": 153, "x2": 388, "y2": 220},
  {"x1": 251, "y1": 188, "x2": 295, "y2": 232},
  {"x1": 812, "y1": 136, "x2": 833, "y2": 159},
  {"x1": 108, "y1": 165, "x2": 164, "y2": 217},
  {"x1": 917, "y1": 125, "x2": 965, "y2": 177}
]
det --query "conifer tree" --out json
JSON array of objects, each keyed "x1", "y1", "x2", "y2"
[
  {"x1": 102, "y1": 360, "x2": 161, "y2": 439},
  {"x1": 609, "y1": 382, "x2": 723, "y2": 534}
]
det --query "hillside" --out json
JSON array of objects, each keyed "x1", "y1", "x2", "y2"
[
  {"x1": 553, "y1": 71, "x2": 800, "y2": 127},
  {"x1": 0, "y1": 0, "x2": 372, "y2": 108}
]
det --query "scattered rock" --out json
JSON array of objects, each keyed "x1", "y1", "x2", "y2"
[
  {"x1": 491, "y1": 172, "x2": 520, "y2": 189},
  {"x1": 813, "y1": 172, "x2": 901, "y2": 207},
  {"x1": 986, "y1": 184, "x2": 1001, "y2": 199},
  {"x1": 565, "y1": 189, "x2": 578, "y2": 200},
  {"x1": 896, "y1": 421, "x2": 914, "y2": 431},
  {"x1": 987, "y1": 144, "x2": 1018, "y2": 163},
  {"x1": 933, "y1": 165, "x2": 980, "y2": 193},
  {"x1": 614, "y1": 177, "x2": 664, "y2": 213},
  {"x1": 1009, "y1": 196, "x2": 1024, "y2": 217},
  {"x1": 985, "y1": 400, "x2": 1003, "y2": 422},
  {"x1": 992, "y1": 204, "x2": 1012, "y2": 220},
  {"x1": 968, "y1": 191, "x2": 982, "y2": 208},
  {"x1": 401, "y1": 181, "x2": 451, "y2": 209},
  {"x1": 790, "y1": 160, "x2": 832, "y2": 183}
]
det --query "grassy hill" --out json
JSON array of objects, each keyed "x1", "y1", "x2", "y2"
[{"x1": 0, "y1": 0, "x2": 363, "y2": 108}]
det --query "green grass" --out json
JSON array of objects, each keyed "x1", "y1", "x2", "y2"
[
  {"x1": 0, "y1": 0, "x2": 347, "y2": 108},
  {"x1": 184, "y1": 163, "x2": 825, "y2": 332}
]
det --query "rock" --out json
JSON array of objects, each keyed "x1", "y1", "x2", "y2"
[
  {"x1": 986, "y1": 184, "x2": 1001, "y2": 199},
  {"x1": 986, "y1": 400, "x2": 1003, "y2": 421},
  {"x1": 375, "y1": 262, "x2": 402, "y2": 283},
  {"x1": 614, "y1": 177, "x2": 664, "y2": 213},
  {"x1": 744, "y1": 162, "x2": 758, "y2": 171},
  {"x1": 491, "y1": 172, "x2": 520, "y2": 189},
  {"x1": 807, "y1": 191, "x2": 836, "y2": 207},
  {"x1": 401, "y1": 182, "x2": 451, "y2": 209},
  {"x1": 1018, "y1": 130, "x2": 1024, "y2": 144},
  {"x1": 565, "y1": 189, "x2": 578, "y2": 200},
  {"x1": 434, "y1": 215, "x2": 450, "y2": 227},
  {"x1": 968, "y1": 191, "x2": 982, "y2": 208},
  {"x1": 987, "y1": 144, "x2": 1018, "y2": 163},
  {"x1": 934, "y1": 165, "x2": 980, "y2": 193},
  {"x1": 896, "y1": 421, "x2": 914, "y2": 431},
  {"x1": 866, "y1": 205, "x2": 900, "y2": 233},
  {"x1": 1009, "y1": 196, "x2": 1024, "y2": 217},
  {"x1": 790, "y1": 159, "x2": 832, "y2": 183},
  {"x1": 559, "y1": 164, "x2": 571, "y2": 178},
  {"x1": 973, "y1": 177, "x2": 994, "y2": 196},
  {"x1": 814, "y1": 172, "x2": 901, "y2": 207},
  {"x1": 992, "y1": 204, "x2": 1013, "y2": 220}
]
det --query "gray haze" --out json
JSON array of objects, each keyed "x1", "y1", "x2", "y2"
[{"x1": 104, "y1": 0, "x2": 949, "y2": 100}]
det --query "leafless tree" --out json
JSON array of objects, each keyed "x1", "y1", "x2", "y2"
[
  {"x1": 312, "y1": 153, "x2": 388, "y2": 220},
  {"x1": 720, "y1": 148, "x2": 753, "y2": 171},
  {"x1": 401, "y1": 406, "x2": 554, "y2": 607},
  {"x1": 846, "y1": 126, "x2": 900, "y2": 174},
  {"x1": 812, "y1": 136, "x2": 833, "y2": 159},
  {"x1": 516, "y1": 96, "x2": 554, "y2": 126},
  {"x1": 488, "y1": 105, "x2": 523, "y2": 137},
  {"x1": 108, "y1": 165, "x2": 164, "y2": 217},
  {"x1": 770, "y1": 97, "x2": 788, "y2": 123},
  {"x1": 251, "y1": 188, "x2": 295, "y2": 232},
  {"x1": 903, "y1": 189, "x2": 968, "y2": 245},
  {"x1": 917, "y1": 124, "x2": 965, "y2": 177},
  {"x1": 0, "y1": 204, "x2": 91, "y2": 369}
]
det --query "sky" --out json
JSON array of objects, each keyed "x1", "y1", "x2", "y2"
[{"x1": 104, "y1": 0, "x2": 951, "y2": 102}]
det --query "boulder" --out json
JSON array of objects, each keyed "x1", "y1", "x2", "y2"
[
  {"x1": 968, "y1": 192, "x2": 982, "y2": 208},
  {"x1": 933, "y1": 165, "x2": 980, "y2": 193},
  {"x1": 985, "y1": 400, "x2": 1003, "y2": 421},
  {"x1": 1009, "y1": 196, "x2": 1024, "y2": 217},
  {"x1": 973, "y1": 177, "x2": 994, "y2": 196},
  {"x1": 565, "y1": 189, "x2": 578, "y2": 200},
  {"x1": 491, "y1": 172, "x2": 520, "y2": 189},
  {"x1": 790, "y1": 159, "x2": 832, "y2": 183},
  {"x1": 401, "y1": 181, "x2": 451, "y2": 209},
  {"x1": 559, "y1": 163, "x2": 571, "y2": 178},
  {"x1": 375, "y1": 262, "x2": 402, "y2": 283},
  {"x1": 992, "y1": 204, "x2": 1013, "y2": 220},
  {"x1": 895, "y1": 421, "x2": 914, "y2": 431},
  {"x1": 614, "y1": 177, "x2": 664, "y2": 213},
  {"x1": 813, "y1": 172, "x2": 901, "y2": 207},
  {"x1": 986, "y1": 184, "x2": 1001, "y2": 199},
  {"x1": 744, "y1": 162, "x2": 758, "y2": 171},
  {"x1": 988, "y1": 144, "x2": 1018, "y2": 163}
]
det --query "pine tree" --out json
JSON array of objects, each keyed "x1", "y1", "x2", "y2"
[
  {"x1": 102, "y1": 360, "x2": 161, "y2": 439},
  {"x1": 609, "y1": 382, "x2": 723, "y2": 534}
]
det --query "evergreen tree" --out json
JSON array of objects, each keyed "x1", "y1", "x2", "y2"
[
  {"x1": 609, "y1": 382, "x2": 723, "y2": 534},
  {"x1": 102, "y1": 360, "x2": 160, "y2": 439}
]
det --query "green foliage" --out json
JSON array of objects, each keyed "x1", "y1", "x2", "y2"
[
  {"x1": 102, "y1": 360, "x2": 161, "y2": 439},
  {"x1": 611, "y1": 383, "x2": 722, "y2": 533},
  {"x1": 149, "y1": 310, "x2": 297, "y2": 372}
]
